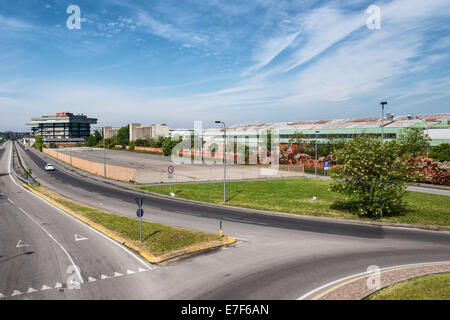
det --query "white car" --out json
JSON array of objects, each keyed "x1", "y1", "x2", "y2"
[{"x1": 45, "y1": 164, "x2": 55, "y2": 171}]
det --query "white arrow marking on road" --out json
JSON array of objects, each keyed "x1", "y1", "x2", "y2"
[
  {"x1": 74, "y1": 234, "x2": 88, "y2": 241},
  {"x1": 113, "y1": 272, "x2": 123, "y2": 277},
  {"x1": 27, "y1": 288, "x2": 37, "y2": 293},
  {"x1": 11, "y1": 290, "x2": 22, "y2": 296},
  {"x1": 54, "y1": 283, "x2": 62, "y2": 289},
  {"x1": 0, "y1": 293, "x2": 5, "y2": 299},
  {"x1": 126, "y1": 269, "x2": 135, "y2": 274},
  {"x1": 41, "y1": 285, "x2": 51, "y2": 291},
  {"x1": 138, "y1": 267, "x2": 148, "y2": 272},
  {"x1": 16, "y1": 240, "x2": 30, "y2": 248},
  {"x1": 100, "y1": 274, "x2": 110, "y2": 280},
  {"x1": 88, "y1": 277, "x2": 97, "y2": 282}
]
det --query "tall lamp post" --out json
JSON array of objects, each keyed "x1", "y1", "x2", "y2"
[
  {"x1": 215, "y1": 121, "x2": 226, "y2": 203},
  {"x1": 103, "y1": 127, "x2": 106, "y2": 179},
  {"x1": 315, "y1": 130, "x2": 319, "y2": 178},
  {"x1": 379, "y1": 101, "x2": 387, "y2": 221}
]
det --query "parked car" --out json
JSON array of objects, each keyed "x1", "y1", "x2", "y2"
[
  {"x1": 45, "y1": 164, "x2": 55, "y2": 171},
  {"x1": 88, "y1": 148, "x2": 93, "y2": 151},
  {"x1": 24, "y1": 147, "x2": 28, "y2": 151}
]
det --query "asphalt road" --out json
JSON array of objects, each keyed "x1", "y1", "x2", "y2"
[
  {"x1": 0, "y1": 142, "x2": 157, "y2": 299},
  {"x1": 12, "y1": 142, "x2": 450, "y2": 299}
]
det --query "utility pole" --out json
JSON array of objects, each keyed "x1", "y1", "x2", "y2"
[{"x1": 215, "y1": 121, "x2": 226, "y2": 202}]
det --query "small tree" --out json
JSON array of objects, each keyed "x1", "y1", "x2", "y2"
[
  {"x1": 330, "y1": 136, "x2": 416, "y2": 217},
  {"x1": 117, "y1": 125, "x2": 130, "y2": 146},
  {"x1": 289, "y1": 131, "x2": 306, "y2": 153},
  {"x1": 162, "y1": 136, "x2": 181, "y2": 156},
  {"x1": 397, "y1": 127, "x2": 430, "y2": 157}
]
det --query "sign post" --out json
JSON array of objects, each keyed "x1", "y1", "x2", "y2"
[
  {"x1": 168, "y1": 166, "x2": 175, "y2": 197},
  {"x1": 324, "y1": 161, "x2": 330, "y2": 176},
  {"x1": 135, "y1": 198, "x2": 144, "y2": 242}
]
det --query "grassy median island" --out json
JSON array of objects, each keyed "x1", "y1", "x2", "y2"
[
  {"x1": 367, "y1": 273, "x2": 450, "y2": 300},
  {"x1": 33, "y1": 185, "x2": 222, "y2": 257},
  {"x1": 138, "y1": 179, "x2": 450, "y2": 227}
]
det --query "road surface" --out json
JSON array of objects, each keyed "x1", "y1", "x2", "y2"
[{"x1": 9, "y1": 142, "x2": 450, "y2": 299}]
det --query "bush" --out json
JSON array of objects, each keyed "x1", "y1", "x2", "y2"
[
  {"x1": 429, "y1": 143, "x2": 450, "y2": 162},
  {"x1": 330, "y1": 136, "x2": 416, "y2": 217}
]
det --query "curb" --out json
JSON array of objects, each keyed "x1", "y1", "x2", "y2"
[
  {"x1": 301, "y1": 261, "x2": 450, "y2": 300},
  {"x1": 21, "y1": 183, "x2": 236, "y2": 264}
]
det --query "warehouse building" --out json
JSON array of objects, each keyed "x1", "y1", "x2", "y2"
[
  {"x1": 26, "y1": 112, "x2": 98, "y2": 145},
  {"x1": 197, "y1": 113, "x2": 450, "y2": 147}
]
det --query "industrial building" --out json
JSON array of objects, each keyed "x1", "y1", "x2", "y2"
[
  {"x1": 26, "y1": 112, "x2": 98, "y2": 145},
  {"x1": 193, "y1": 113, "x2": 450, "y2": 147},
  {"x1": 129, "y1": 123, "x2": 170, "y2": 141}
]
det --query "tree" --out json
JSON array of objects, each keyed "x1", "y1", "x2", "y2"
[
  {"x1": 330, "y1": 136, "x2": 416, "y2": 217},
  {"x1": 289, "y1": 131, "x2": 306, "y2": 153},
  {"x1": 162, "y1": 136, "x2": 181, "y2": 156},
  {"x1": 429, "y1": 143, "x2": 450, "y2": 162},
  {"x1": 117, "y1": 125, "x2": 129, "y2": 146},
  {"x1": 397, "y1": 127, "x2": 430, "y2": 157},
  {"x1": 32, "y1": 136, "x2": 45, "y2": 152}
]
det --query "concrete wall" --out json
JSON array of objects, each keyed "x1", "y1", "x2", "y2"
[{"x1": 43, "y1": 148, "x2": 136, "y2": 183}]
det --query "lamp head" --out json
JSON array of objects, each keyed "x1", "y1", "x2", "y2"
[{"x1": 380, "y1": 101, "x2": 387, "y2": 106}]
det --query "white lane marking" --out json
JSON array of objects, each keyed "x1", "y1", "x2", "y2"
[
  {"x1": 138, "y1": 267, "x2": 148, "y2": 273},
  {"x1": 126, "y1": 269, "x2": 135, "y2": 274},
  {"x1": 7, "y1": 198, "x2": 14, "y2": 204},
  {"x1": 54, "y1": 283, "x2": 62, "y2": 289},
  {"x1": 16, "y1": 240, "x2": 30, "y2": 248},
  {"x1": 297, "y1": 260, "x2": 450, "y2": 300},
  {"x1": 113, "y1": 272, "x2": 123, "y2": 277},
  {"x1": 88, "y1": 277, "x2": 97, "y2": 282},
  {"x1": 0, "y1": 293, "x2": 5, "y2": 299},
  {"x1": 100, "y1": 274, "x2": 110, "y2": 280},
  {"x1": 11, "y1": 290, "x2": 22, "y2": 296},
  {"x1": 74, "y1": 234, "x2": 88, "y2": 241},
  {"x1": 8, "y1": 145, "x2": 84, "y2": 283},
  {"x1": 8, "y1": 144, "x2": 154, "y2": 272},
  {"x1": 27, "y1": 288, "x2": 37, "y2": 293},
  {"x1": 41, "y1": 285, "x2": 51, "y2": 291}
]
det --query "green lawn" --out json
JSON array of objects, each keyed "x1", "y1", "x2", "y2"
[
  {"x1": 36, "y1": 186, "x2": 220, "y2": 256},
  {"x1": 367, "y1": 273, "x2": 450, "y2": 300},
  {"x1": 138, "y1": 179, "x2": 450, "y2": 227}
]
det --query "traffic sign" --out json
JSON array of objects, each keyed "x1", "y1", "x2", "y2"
[
  {"x1": 136, "y1": 208, "x2": 144, "y2": 218},
  {"x1": 168, "y1": 173, "x2": 174, "y2": 179},
  {"x1": 324, "y1": 161, "x2": 330, "y2": 170},
  {"x1": 168, "y1": 165, "x2": 174, "y2": 174},
  {"x1": 135, "y1": 198, "x2": 143, "y2": 208}
]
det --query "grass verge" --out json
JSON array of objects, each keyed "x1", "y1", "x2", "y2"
[
  {"x1": 31, "y1": 185, "x2": 231, "y2": 260},
  {"x1": 138, "y1": 179, "x2": 450, "y2": 227},
  {"x1": 367, "y1": 273, "x2": 450, "y2": 300}
]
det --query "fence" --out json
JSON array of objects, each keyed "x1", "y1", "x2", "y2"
[{"x1": 43, "y1": 148, "x2": 137, "y2": 183}]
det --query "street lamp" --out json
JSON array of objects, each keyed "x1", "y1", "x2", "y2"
[
  {"x1": 103, "y1": 127, "x2": 106, "y2": 178},
  {"x1": 379, "y1": 101, "x2": 387, "y2": 222},
  {"x1": 315, "y1": 130, "x2": 319, "y2": 178},
  {"x1": 380, "y1": 101, "x2": 387, "y2": 141},
  {"x1": 215, "y1": 121, "x2": 226, "y2": 202}
]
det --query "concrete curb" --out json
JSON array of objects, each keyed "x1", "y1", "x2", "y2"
[
  {"x1": 300, "y1": 261, "x2": 450, "y2": 300},
  {"x1": 21, "y1": 183, "x2": 236, "y2": 264}
]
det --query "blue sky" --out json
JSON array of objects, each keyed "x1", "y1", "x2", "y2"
[{"x1": 1, "y1": 0, "x2": 449, "y2": 131}]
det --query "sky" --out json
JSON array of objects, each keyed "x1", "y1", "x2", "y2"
[{"x1": 0, "y1": 0, "x2": 449, "y2": 131}]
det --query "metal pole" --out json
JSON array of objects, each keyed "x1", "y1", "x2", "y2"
[
  {"x1": 139, "y1": 214, "x2": 142, "y2": 242},
  {"x1": 224, "y1": 125, "x2": 226, "y2": 203},
  {"x1": 103, "y1": 127, "x2": 106, "y2": 179},
  {"x1": 380, "y1": 101, "x2": 387, "y2": 221},
  {"x1": 315, "y1": 131, "x2": 319, "y2": 178}
]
